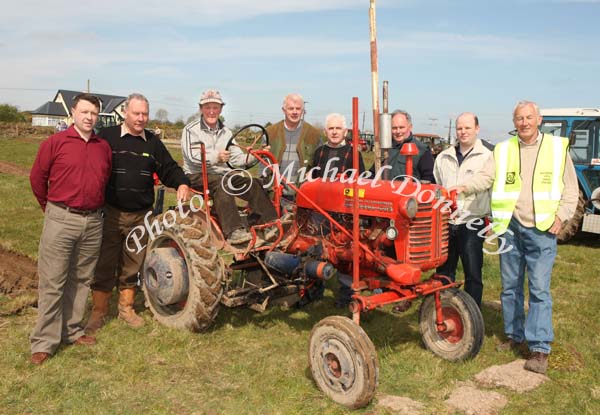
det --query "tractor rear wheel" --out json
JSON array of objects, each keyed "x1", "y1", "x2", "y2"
[
  {"x1": 418, "y1": 289, "x2": 484, "y2": 361},
  {"x1": 142, "y1": 212, "x2": 224, "y2": 332},
  {"x1": 557, "y1": 190, "x2": 585, "y2": 243},
  {"x1": 308, "y1": 316, "x2": 378, "y2": 409}
]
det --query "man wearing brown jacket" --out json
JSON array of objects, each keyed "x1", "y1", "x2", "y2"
[{"x1": 266, "y1": 93, "x2": 323, "y2": 187}]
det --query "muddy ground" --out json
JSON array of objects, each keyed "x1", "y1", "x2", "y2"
[
  {"x1": 0, "y1": 247, "x2": 38, "y2": 315},
  {"x1": 0, "y1": 160, "x2": 29, "y2": 176},
  {"x1": 0, "y1": 246, "x2": 38, "y2": 295}
]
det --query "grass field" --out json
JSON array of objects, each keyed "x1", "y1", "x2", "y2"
[{"x1": 1, "y1": 136, "x2": 599, "y2": 414}]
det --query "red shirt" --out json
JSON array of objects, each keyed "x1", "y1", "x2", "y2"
[{"x1": 30, "y1": 125, "x2": 112, "y2": 211}]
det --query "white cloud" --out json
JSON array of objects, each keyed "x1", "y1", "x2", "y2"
[
  {"x1": 0, "y1": 0, "x2": 380, "y2": 27},
  {"x1": 381, "y1": 31, "x2": 595, "y2": 64}
]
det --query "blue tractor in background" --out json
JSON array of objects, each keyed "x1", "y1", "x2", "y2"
[{"x1": 540, "y1": 108, "x2": 600, "y2": 242}]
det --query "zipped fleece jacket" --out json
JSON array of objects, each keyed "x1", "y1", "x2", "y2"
[
  {"x1": 181, "y1": 117, "x2": 249, "y2": 176},
  {"x1": 434, "y1": 139, "x2": 493, "y2": 224}
]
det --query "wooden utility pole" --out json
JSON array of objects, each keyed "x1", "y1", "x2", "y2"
[
  {"x1": 369, "y1": 0, "x2": 381, "y2": 171},
  {"x1": 87, "y1": 79, "x2": 90, "y2": 93}
]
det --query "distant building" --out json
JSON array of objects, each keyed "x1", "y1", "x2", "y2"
[{"x1": 30, "y1": 89, "x2": 126, "y2": 129}]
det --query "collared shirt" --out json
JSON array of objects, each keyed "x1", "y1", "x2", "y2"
[
  {"x1": 281, "y1": 121, "x2": 302, "y2": 181},
  {"x1": 30, "y1": 125, "x2": 112, "y2": 211},
  {"x1": 518, "y1": 131, "x2": 542, "y2": 145},
  {"x1": 455, "y1": 145, "x2": 474, "y2": 166},
  {"x1": 326, "y1": 139, "x2": 347, "y2": 148},
  {"x1": 199, "y1": 116, "x2": 225, "y2": 135},
  {"x1": 120, "y1": 124, "x2": 147, "y2": 141}
]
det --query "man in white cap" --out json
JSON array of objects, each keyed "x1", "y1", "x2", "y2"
[{"x1": 181, "y1": 89, "x2": 278, "y2": 245}]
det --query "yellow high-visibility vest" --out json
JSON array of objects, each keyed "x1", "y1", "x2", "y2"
[{"x1": 491, "y1": 134, "x2": 569, "y2": 235}]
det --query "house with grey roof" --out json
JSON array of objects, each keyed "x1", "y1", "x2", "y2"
[{"x1": 31, "y1": 90, "x2": 126, "y2": 129}]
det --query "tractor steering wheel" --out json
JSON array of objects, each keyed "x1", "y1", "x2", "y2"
[{"x1": 225, "y1": 124, "x2": 270, "y2": 170}]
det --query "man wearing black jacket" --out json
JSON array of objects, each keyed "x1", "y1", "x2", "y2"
[
  {"x1": 382, "y1": 110, "x2": 435, "y2": 182},
  {"x1": 86, "y1": 93, "x2": 190, "y2": 334}
]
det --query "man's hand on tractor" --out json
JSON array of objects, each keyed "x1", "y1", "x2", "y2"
[
  {"x1": 448, "y1": 185, "x2": 466, "y2": 195},
  {"x1": 218, "y1": 150, "x2": 231, "y2": 163},
  {"x1": 177, "y1": 184, "x2": 191, "y2": 201}
]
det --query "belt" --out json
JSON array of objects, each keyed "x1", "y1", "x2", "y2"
[{"x1": 52, "y1": 202, "x2": 102, "y2": 216}]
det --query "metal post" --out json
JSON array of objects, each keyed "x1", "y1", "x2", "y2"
[
  {"x1": 352, "y1": 97, "x2": 361, "y2": 325},
  {"x1": 382, "y1": 80, "x2": 389, "y2": 176}
]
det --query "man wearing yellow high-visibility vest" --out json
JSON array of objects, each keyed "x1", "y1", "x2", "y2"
[{"x1": 454, "y1": 101, "x2": 578, "y2": 374}]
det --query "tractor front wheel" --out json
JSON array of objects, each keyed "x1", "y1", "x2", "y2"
[
  {"x1": 142, "y1": 212, "x2": 224, "y2": 332},
  {"x1": 308, "y1": 316, "x2": 378, "y2": 409},
  {"x1": 418, "y1": 289, "x2": 484, "y2": 361}
]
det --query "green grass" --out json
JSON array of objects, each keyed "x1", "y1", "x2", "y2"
[
  {"x1": 0, "y1": 174, "x2": 44, "y2": 258},
  {"x1": 1, "y1": 137, "x2": 600, "y2": 414},
  {"x1": 0, "y1": 137, "x2": 43, "y2": 168}
]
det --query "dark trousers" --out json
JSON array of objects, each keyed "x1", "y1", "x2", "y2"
[
  {"x1": 92, "y1": 204, "x2": 149, "y2": 292},
  {"x1": 187, "y1": 173, "x2": 278, "y2": 236},
  {"x1": 437, "y1": 221, "x2": 485, "y2": 307}
]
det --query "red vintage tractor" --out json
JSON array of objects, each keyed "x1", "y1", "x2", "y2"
[{"x1": 141, "y1": 98, "x2": 484, "y2": 408}]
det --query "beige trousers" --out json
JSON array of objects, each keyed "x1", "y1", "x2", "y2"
[{"x1": 30, "y1": 202, "x2": 103, "y2": 354}]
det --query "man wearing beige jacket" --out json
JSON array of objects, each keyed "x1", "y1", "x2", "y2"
[{"x1": 434, "y1": 112, "x2": 493, "y2": 308}]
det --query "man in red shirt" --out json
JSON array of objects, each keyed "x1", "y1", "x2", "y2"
[{"x1": 29, "y1": 93, "x2": 112, "y2": 365}]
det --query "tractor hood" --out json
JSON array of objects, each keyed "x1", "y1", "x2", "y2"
[{"x1": 296, "y1": 178, "x2": 447, "y2": 220}]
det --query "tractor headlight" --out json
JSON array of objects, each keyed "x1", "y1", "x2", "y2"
[
  {"x1": 385, "y1": 226, "x2": 398, "y2": 240},
  {"x1": 400, "y1": 197, "x2": 418, "y2": 219}
]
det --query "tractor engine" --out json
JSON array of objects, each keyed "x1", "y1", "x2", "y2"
[{"x1": 281, "y1": 178, "x2": 450, "y2": 284}]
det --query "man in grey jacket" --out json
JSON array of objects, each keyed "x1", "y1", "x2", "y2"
[
  {"x1": 181, "y1": 89, "x2": 278, "y2": 245},
  {"x1": 434, "y1": 112, "x2": 493, "y2": 308}
]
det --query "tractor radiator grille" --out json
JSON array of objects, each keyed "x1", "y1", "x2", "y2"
[{"x1": 407, "y1": 202, "x2": 449, "y2": 264}]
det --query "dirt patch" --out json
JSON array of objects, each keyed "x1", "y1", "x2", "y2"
[
  {"x1": 445, "y1": 381, "x2": 508, "y2": 415},
  {"x1": 474, "y1": 359, "x2": 548, "y2": 392},
  {"x1": 376, "y1": 394, "x2": 425, "y2": 414},
  {"x1": 0, "y1": 247, "x2": 38, "y2": 296},
  {"x1": 0, "y1": 160, "x2": 29, "y2": 176}
]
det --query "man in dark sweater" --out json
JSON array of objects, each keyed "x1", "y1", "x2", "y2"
[
  {"x1": 309, "y1": 113, "x2": 365, "y2": 308},
  {"x1": 86, "y1": 93, "x2": 190, "y2": 334},
  {"x1": 309, "y1": 113, "x2": 365, "y2": 180},
  {"x1": 380, "y1": 110, "x2": 435, "y2": 183}
]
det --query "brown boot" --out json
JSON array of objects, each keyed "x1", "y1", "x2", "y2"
[
  {"x1": 85, "y1": 290, "x2": 112, "y2": 335},
  {"x1": 118, "y1": 288, "x2": 145, "y2": 328},
  {"x1": 524, "y1": 352, "x2": 549, "y2": 374}
]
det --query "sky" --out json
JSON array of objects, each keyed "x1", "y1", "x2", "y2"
[{"x1": 1, "y1": 0, "x2": 599, "y2": 142}]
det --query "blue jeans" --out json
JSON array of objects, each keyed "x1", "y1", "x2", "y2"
[
  {"x1": 499, "y1": 218, "x2": 556, "y2": 354},
  {"x1": 437, "y1": 221, "x2": 485, "y2": 307}
]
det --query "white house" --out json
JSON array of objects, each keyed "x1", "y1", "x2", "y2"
[{"x1": 31, "y1": 90, "x2": 126, "y2": 128}]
